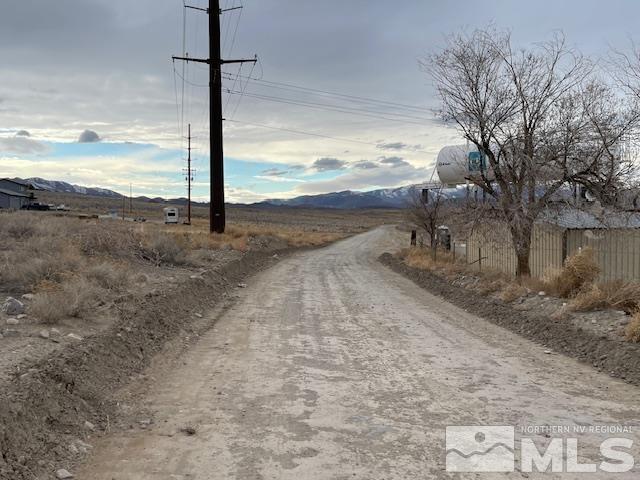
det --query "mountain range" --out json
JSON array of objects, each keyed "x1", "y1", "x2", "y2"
[{"x1": 15, "y1": 177, "x2": 461, "y2": 209}]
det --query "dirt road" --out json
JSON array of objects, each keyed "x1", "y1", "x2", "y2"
[{"x1": 78, "y1": 227, "x2": 639, "y2": 479}]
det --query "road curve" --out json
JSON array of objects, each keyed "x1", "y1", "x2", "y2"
[{"x1": 78, "y1": 226, "x2": 639, "y2": 479}]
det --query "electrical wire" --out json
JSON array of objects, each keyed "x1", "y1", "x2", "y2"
[
  {"x1": 222, "y1": 88, "x2": 431, "y2": 126},
  {"x1": 229, "y1": 60, "x2": 256, "y2": 120},
  {"x1": 226, "y1": 119, "x2": 384, "y2": 147},
  {"x1": 221, "y1": 71, "x2": 431, "y2": 114}
]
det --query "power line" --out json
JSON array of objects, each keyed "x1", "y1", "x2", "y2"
[
  {"x1": 229, "y1": 60, "x2": 256, "y2": 120},
  {"x1": 222, "y1": 88, "x2": 431, "y2": 125},
  {"x1": 221, "y1": 71, "x2": 431, "y2": 114},
  {"x1": 225, "y1": 1, "x2": 243, "y2": 58},
  {"x1": 225, "y1": 119, "x2": 384, "y2": 147},
  {"x1": 226, "y1": 119, "x2": 434, "y2": 155}
]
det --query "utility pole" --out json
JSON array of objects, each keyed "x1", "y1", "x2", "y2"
[
  {"x1": 129, "y1": 183, "x2": 133, "y2": 215},
  {"x1": 186, "y1": 123, "x2": 193, "y2": 225},
  {"x1": 172, "y1": 0, "x2": 256, "y2": 233}
]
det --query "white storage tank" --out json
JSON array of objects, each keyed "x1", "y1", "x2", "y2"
[
  {"x1": 436, "y1": 144, "x2": 494, "y2": 186},
  {"x1": 163, "y1": 207, "x2": 179, "y2": 224}
]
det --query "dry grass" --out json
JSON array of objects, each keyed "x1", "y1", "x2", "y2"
[
  {"x1": 176, "y1": 222, "x2": 345, "y2": 251},
  {"x1": 0, "y1": 211, "x2": 349, "y2": 325},
  {"x1": 625, "y1": 312, "x2": 640, "y2": 342},
  {"x1": 399, "y1": 247, "x2": 470, "y2": 283},
  {"x1": 30, "y1": 276, "x2": 101, "y2": 324},
  {"x1": 568, "y1": 280, "x2": 640, "y2": 313},
  {"x1": 499, "y1": 283, "x2": 528, "y2": 302},
  {"x1": 84, "y1": 263, "x2": 131, "y2": 291},
  {"x1": 567, "y1": 284, "x2": 607, "y2": 312},
  {"x1": 143, "y1": 232, "x2": 187, "y2": 265}
]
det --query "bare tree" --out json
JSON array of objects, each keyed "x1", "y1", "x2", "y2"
[
  {"x1": 407, "y1": 186, "x2": 448, "y2": 258},
  {"x1": 422, "y1": 29, "x2": 640, "y2": 277}
]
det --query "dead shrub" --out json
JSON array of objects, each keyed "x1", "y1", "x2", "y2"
[
  {"x1": 500, "y1": 283, "x2": 528, "y2": 302},
  {"x1": 625, "y1": 313, "x2": 640, "y2": 342},
  {"x1": 144, "y1": 233, "x2": 187, "y2": 265},
  {"x1": 568, "y1": 281, "x2": 640, "y2": 313},
  {"x1": 84, "y1": 263, "x2": 131, "y2": 290},
  {"x1": 545, "y1": 248, "x2": 600, "y2": 298},
  {"x1": 30, "y1": 277, "x2": 101, "y2": 324},
  {"x1": 567, "y1": 284, "x2": 607, "y2": 311},
  {"x1": 1, "y1": 214, "x2": 38, "y2": 239},
  {"x1": 0, "y1": 237, "x2": 83, "y2": 291},
  {"x1": 598, "y1": 281, "x2": 640, "y2": 313},
  {"x1": 476, "y1": 278, "x2": 508, "y2": 295},
  {"x1": 77, "y1": 224, "x2": 142, "y2": 259}
]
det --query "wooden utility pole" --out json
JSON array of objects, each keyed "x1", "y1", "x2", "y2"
[
  {"x1": 172, "y1": 0, "x2": 256, "y2": 233},
  {"x1": 186, "y1": 123, "x2": 192, "y2": 225}
]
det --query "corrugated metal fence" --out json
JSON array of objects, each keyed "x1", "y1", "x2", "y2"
[{"x1": 466, "y1": 223, "x2": 640, "y2": 282}]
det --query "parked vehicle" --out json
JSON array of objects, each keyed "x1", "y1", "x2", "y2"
[{"x1": 163, "y1": 207, "x2": 179, "y2": 224}]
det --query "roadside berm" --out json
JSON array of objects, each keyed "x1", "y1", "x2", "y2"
[{"x1": 0, "y1": 249, "x2": 286, "y2": 479}]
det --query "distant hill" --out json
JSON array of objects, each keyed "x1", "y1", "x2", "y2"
[
  {"x1": 15, "y1": 176, "x2": 466, "y2": 209},
  {"x1": 19, "y1": 178, "x2": 206, "y2": 206},
  {"x1": 24, "y1": 177, "x2": 123, "y2": 198},
  {"x1": 257, "y1": 185, "x2": 467, "y2": 209}
]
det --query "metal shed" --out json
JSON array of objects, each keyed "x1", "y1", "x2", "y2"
[
  {"x1": 465, "y1": 208, "x2": 640, "y2": 282},
  {"x1": 0, "y1": 187, "x2": 32, "y2": 210}
]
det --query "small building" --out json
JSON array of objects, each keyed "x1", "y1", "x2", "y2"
[{"x1": 0, "y1": 179, "x2": 36, "y2": 210}]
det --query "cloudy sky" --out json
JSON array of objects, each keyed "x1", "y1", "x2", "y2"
[{"x1": 0, "y1": 0, "x2": 638, "y2": 202}]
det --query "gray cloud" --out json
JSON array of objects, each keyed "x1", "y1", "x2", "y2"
[
  {"x1": 377, "y1": 141, "x2": 424, "y2": 151},
  {"x1": 78, "y1": 129, "x2": 101, "y2": 143},
  {"x1": 15, "y1": 130, "x2": 30, "y2": 137},
  {"x1": 313, "y1": 157, "x2": 348, "y2": 172},
  {"x1": 261, "y1": 167, "x2": 289, "y2": 176},
  {"x1": 0, "y1": 136, "x2": 49, "y2": 154},
  {"x1": 379, "y1": 156, "x2": 410, "y2": 168},
  {"x1": 353, "y1": 160, "x2": 380, "y2": 170},
  {"x1": 296, "y1": 162, "x2": 430, "y2": 195}
]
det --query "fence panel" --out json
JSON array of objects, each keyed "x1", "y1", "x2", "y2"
[{"x1": 466, "y1": 225, "x2": 640, "y2": 282}]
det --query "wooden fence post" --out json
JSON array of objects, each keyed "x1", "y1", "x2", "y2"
[{"x1": 478, "y1": 247, "x2": 482, "y2": 272}]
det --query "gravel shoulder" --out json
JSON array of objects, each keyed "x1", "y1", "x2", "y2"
[
  {"x1": 379, "y1": 252, "x2": 640, "y2": 386},
  {"x1": 0, "y1": 248, "x2": 290, "y2": 479}
]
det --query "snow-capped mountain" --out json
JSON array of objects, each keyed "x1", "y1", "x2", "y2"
[
  {"x1": 258, "y1": 185, "x2": 454, "y2": 209},
  {"x1": 16, "y1": 176, "x2": 465, "y2": 208},
  {"x1": 24, "y1": 177, "x2": 123, "y2": 198}
]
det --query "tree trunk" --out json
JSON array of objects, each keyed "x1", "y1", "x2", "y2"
[
  {"x1": 510, "y1": 220, "x2": 533, "y2": 278},
  {"x1": 515, "y1": 248, "x2": 531, "y2": 277}
]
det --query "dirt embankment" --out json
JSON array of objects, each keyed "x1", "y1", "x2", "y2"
[
  {"x1": 379, "y1": 252, "x2": 640, "y2": 386},
  {"x1": 0, "y1": 249, "x2": 288, "y2": 480}
]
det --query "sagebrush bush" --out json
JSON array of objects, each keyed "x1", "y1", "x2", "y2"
[
  {"x1": 144, "y1": 232, "x2": 187, "y2": 265},
  {"x1": 568, "y1": 281, "x2": 640, "y2": 313},
  {"x1": 625, "y1": 312, "x2": 640, "y2": 342},
  {"x1": 499, "y1": 283, "x2": 528, "y2": 302},
  {"x1": 30, "y1": 276, "x2": 101, "y2": 324},
  {"x1": 567, "y1": 284, "x2": 607, "y2": 311},
  {"x1": 545, "y1": 247, "x2": 600, "y2": 298},
  {"x1": 84, "y1": 262, "x2": 131, "y2": 290}
]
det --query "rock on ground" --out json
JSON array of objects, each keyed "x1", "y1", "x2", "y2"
[{"x1": 2, "y1": 297, "x2": 25, "y2": 316}]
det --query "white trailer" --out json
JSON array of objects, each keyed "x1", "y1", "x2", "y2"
[{"x1": 163, "y1": 207, "x2": 179, "y2": 224}]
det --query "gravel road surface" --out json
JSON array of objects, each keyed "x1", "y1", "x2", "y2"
[{"x1": 77, "y1": 226, "x2": 639, "y2": 479}]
